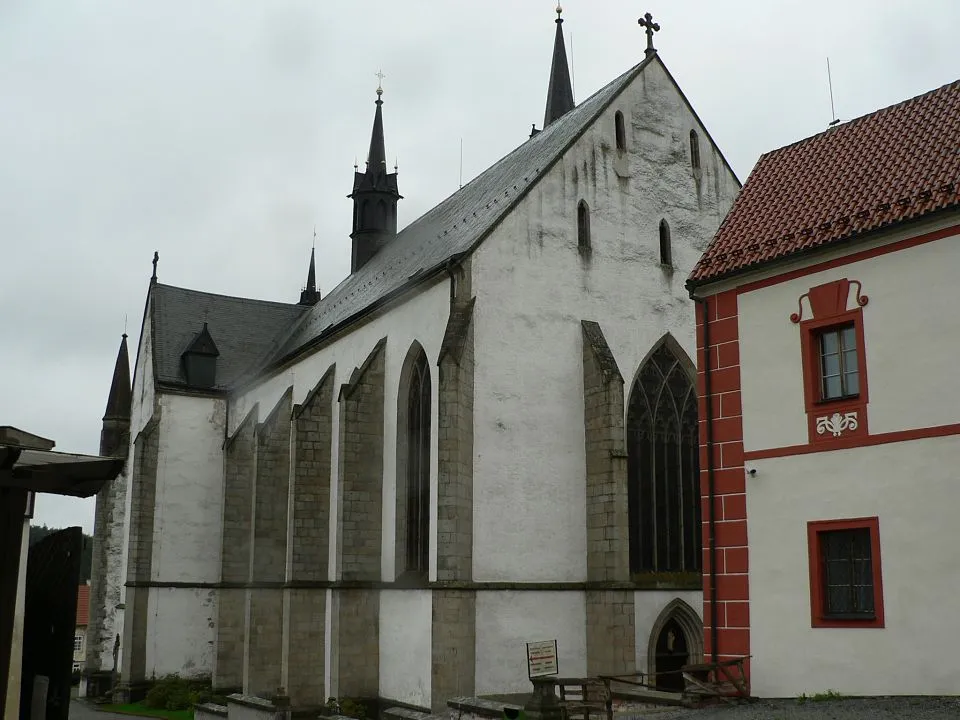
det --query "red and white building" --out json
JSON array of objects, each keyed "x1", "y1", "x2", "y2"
[{"x1": 687, "y1": 79, "x2": 960, "y2": 697}]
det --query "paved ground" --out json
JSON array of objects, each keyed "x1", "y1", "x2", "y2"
[
  {"x1": 616, "y1": 697, "x2": 960, "y2": 719},
  {"x1": 69, "y1": 699, "x2": 134, "y2": 719}
]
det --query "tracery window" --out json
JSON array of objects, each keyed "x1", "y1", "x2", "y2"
[
  {"x1": 627, "y1": 340, "x2": 701, "y2": 574},
  {"x1": 404, "y1": 350, "x2": 431, "y2": 574}
]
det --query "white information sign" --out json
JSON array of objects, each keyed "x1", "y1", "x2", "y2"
[{"x1": 526, "y1": 639, "x2": 559, "y2": 678}]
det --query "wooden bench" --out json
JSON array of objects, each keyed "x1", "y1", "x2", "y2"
[{"x1": 553, "y1": 677, "x2": 612, "y2": 720}]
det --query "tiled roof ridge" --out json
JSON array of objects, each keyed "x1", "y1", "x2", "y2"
[
  {"x1": 153, "y1": 282, "x2": 303, "y2": 310},
  {"x1": 697, "y1": 181, "x2": 959, "y2": 271},
  {"x1": 757, "y1": 78, "x2": 960, "y2": 162},
  {"x1": 689, "y1": 76, "x2": 960, "y2": 286}
]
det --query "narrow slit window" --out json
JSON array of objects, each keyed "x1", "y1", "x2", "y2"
[
  {"x1": 689, "y1": 129, "x2": 701, "y2": 172},
  {"x1": 659, "y1": 220, "x2": 672, "y2": 267},
  {"x1": 615, "y1": 111, "x2": 626, "y2": 151},
  {"x1": 577, "y1": 200, "x2": 591, "y2": 251}
]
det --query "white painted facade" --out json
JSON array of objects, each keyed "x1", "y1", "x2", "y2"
[
  {"x1": 105, "y1": 53, "x2": 739, "y2": 707},
  {"x1": 475, "y1": 592, "x2": 587, "y2": 695},
  {"x1": 379, "y1": 591, "x2": 432, "y2": 707},
  {"x1": 716, "y1": 215, "x2": 960, "y2": 697},
  {"x1": 471, "y1": 59, "x2": 739, "y2": 584}
]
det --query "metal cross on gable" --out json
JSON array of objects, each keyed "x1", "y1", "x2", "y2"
[{"x1": 638, "y1": 12, "x2": 661, "y2": 57}]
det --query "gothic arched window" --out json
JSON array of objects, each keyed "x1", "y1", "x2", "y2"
[
  {"x1": 577, "y1": 200, "x2": 591, "y2": 252},
  {"x1": 627, "y1": 338, "x2": 701, "y2": 574},
  {"x1": 615, "y1": 111, "x2": 626, "y2": 151},
  {"x1": 402, "y1": 348, "x2": 431, "y2": 575},
  {"x1": 689, "y1": 129, "x2": 701, "y2": 172},
  {"x1": 659, "y1": 219, "x2": 673, "y2": 267}
]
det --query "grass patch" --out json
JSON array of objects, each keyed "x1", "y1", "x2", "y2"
[{"x1": 101, "y1": 702, "x2": 193, "y2": 720}]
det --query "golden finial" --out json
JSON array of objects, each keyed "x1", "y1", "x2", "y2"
[{"x1": 375, "y1": 69, "x2": 386, "y2": 96}]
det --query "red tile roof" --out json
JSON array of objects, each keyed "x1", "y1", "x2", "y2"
[
  {"x1": 689, "y1": 79, "x2": 960, "y2": 286},
  {"x1": 76, "y1": 584, "x2": 90, "y2": 627}
]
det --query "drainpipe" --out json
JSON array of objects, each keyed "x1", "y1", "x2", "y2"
[{"x1": 696, "y1": 295, "x2": 719, "y2": 664}]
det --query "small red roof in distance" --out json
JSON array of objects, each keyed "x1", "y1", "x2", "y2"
[
  {"x1": 689, "y1": 79, "x2": 960, "y2": 286},
  {"x1": 77, "y1": 584, "x2": 90, "y2": 627}
]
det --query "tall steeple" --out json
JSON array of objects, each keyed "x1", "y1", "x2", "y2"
[
  {"x1": 100, "y1": 333, "x2": 132, "y2": 458},
  {"x1": 348, "y1": 74, "x2": 402, "y2": 273},
  {"x1": 299, "y1": 246, "x2": 320, "y2": 305},
  {"x1": 543, "y1": 4, "x2": 575, "y2": 128}
]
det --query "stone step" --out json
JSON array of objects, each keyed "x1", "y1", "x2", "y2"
[{"x1": 384, "y1": 706, "x2": 433, "y2": 720}]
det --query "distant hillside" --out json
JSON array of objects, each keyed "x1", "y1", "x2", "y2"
[{"x1": 29, "y1": 524, "x2": 93, "y2": 582}]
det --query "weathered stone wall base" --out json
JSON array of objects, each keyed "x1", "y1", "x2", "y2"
[
  {"x1": 214, "y1": 588, "x2": 246, "y2": 691},
  {"x1": 245, "y1": 589, "x2": 284, "y2": 698},
  {"x1": 334, "y1": 589, "x2": 379, "y2": 699},
  {"x1": 284, "y1": 589, "x2": 326, "y2": 706},
  {"x1": 431, "y1": 590, "x2": 476, "y2": 712},
  {"x1": 585, "y1": 590, "x2": 636, "y2": 676}
]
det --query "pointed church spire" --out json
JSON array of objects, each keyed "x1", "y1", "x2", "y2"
[
  {"x1": 103, "y1": 334, "x2": 131, "y2": 422},
  {"x1": 299, "y1": 243, "x2": 321, "y2": 306},
  {"x1": 100, "y1": 333, "x2": 132, "y2": 457},
  {"x1": 543, "y1": 4, "x2": 575, "y2": 128},
  {"x1": 348, "y1": 73, "x2": 403, "y2": 274},
  {"x1": 366, "y1": 75, "x2": 387, "y2": 176}
]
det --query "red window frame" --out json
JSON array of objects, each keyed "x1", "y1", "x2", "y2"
[
  {"x1": 794, "y1": 279, "x2": 870, "y2": 445},
  {"x1": 807, "y1": 516, "x2": 884, "y2": 629}
]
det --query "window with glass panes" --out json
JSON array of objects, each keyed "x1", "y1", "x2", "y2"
[
  {"x1": 818, "y1": 324, "x2": 858, "y2": 400},
  {"x1": 820, "y1": 528, "x2": 874, "y2": 617}
]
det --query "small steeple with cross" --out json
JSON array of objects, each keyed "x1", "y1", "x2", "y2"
[
  {"x1": 375, "y1": 69, "x2": 386, "y2": 98},
  {"x1": 638, "y1": 12, "x2": 660, "y2": 57}
]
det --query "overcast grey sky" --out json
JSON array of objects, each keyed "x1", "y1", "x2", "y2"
[{"x1": 3, "y1": 0, "x2": 958, "y2": 533}]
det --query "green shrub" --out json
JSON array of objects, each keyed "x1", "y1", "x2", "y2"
[{"x1": 145, "y1": 674, "x2": 215, "y2": 711}]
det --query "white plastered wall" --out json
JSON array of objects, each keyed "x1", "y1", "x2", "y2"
[
  {"x1": 475, "y1": 591, "x2": 587, "y2": 695},
  {"x1": 379, "y1": 590, "x2": 432, "y2": 707},
  {"x1": 141, "y1": 392, "x2": 225, "y2": 677},
  {"x1": 145, "y1": 587, "x2": 218, "y2": 678},
  {"x1": 738, "y1": 221, "x2": 960, "y2": 453},
  {"x1": 470, "y1": 59, "x2": 740, "y2": 584},
  {"x1": 633, "y1": 590, "x2": 702, "y2": 673},
  {"x1": 746, "y1": 436, "x2": 960, "y2": 696}
]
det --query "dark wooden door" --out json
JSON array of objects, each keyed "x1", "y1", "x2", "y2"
[
  {"x1": 654, "y1": 618, "x2": 689, "y2": 693},
  {"x1": 20, "y1": 526, "x2": 82, "y2": 720}
]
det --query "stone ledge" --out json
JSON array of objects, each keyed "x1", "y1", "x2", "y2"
[
  {"x1": 447, "y1": 696, "x2": 522, "y2": 718},
  {"x1": 227, "y1": 693, "x2": 278, "y2": 710},
  {"x1": 384, "y1": 705, "x2": 432, "y2": 720},
  {"x1": 195, "y1": 702, "x2": 228, "y2": 719}
]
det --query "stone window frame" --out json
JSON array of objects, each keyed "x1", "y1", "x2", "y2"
[
  {"x1": 395, "y1": 341, "x2": 433, "y2": 584},
  {"x1": 626, "y1": 334, "x2": 702, "y2": 579}
]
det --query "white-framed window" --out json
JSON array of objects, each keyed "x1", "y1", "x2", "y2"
[{"x1": 74, "y1": 634, "x2": 83, "y2": 653}]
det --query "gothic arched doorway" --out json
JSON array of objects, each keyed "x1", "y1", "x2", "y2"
[
  {"x1": 647, "y1": 598, "x2": 703, "y2": 694},
  {"x1": 654, "y1": 618, "x2": 689, "y2": 692}
]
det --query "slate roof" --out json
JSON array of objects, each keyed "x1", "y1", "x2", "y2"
[
  {"x1": 689, "y1": 79, "x2": 960, "y2": 286},
  {"x1": 266, "y1": 55, "x2": 655, "y2": 368},
  {"x1": 150, "y1": 283, "x2": 308, "y2": 390}
]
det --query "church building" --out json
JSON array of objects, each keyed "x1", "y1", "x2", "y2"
[
  {"x1": 87, "y1": 9, "x2": 741, "y2": 711},
  {"x1": 688, "y1": 79, "x2": 960, "y2": 697}
]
